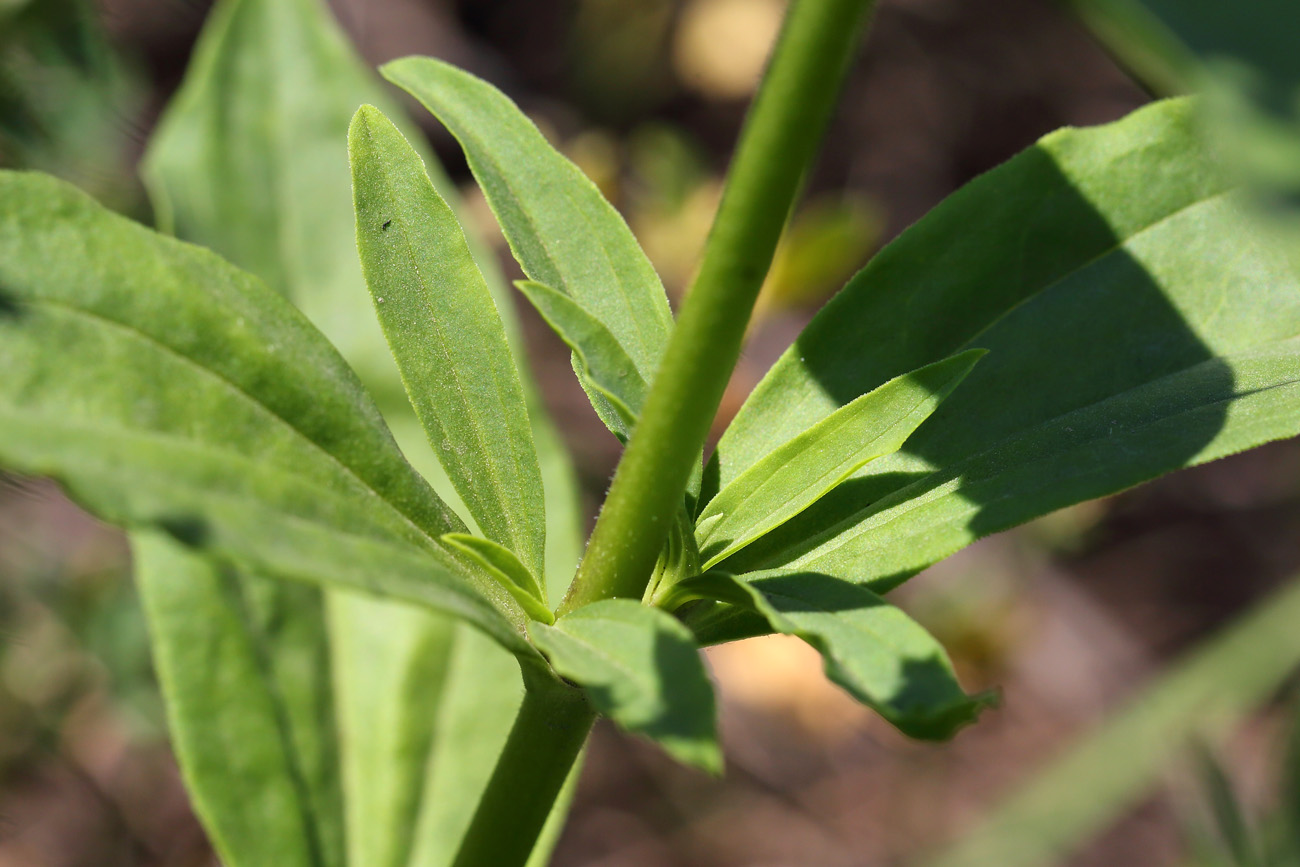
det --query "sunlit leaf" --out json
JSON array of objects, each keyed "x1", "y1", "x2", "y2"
[
  {"x1": 529, "y1": 600, "x2": 721, "y2": 773},
  {"x1": 695, "y1": 350, "x2": 982, "y2": 571},
  {"x1": 679, "y1": 571, "x2": 992, "y2": 740},
  {"x1": 350, "y1": 105, "x2": 546, "y2": 578}
]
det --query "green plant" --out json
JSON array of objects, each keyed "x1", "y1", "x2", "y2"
[{"x1": 2, "y1": 0, "x2": 1300, "y2": 865}]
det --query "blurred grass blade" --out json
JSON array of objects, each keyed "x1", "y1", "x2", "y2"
[
  {"x1": 919, "y1": 574, "x2": 1300, "y2": 867},
  {"x1": 702, "y1": 98, "x2": 1300, "y2": 601},
  {"x1": 695, "y1": 350, "x2": 982, "y2": 571},
  {"x1": 350, "y1": 105, "x2": 546, "y2": 579},
  {"x1": 134, "y1": 531, "x2": 343, "y2": 867},
  {"x1": 1194, "y1": 744, "x2": 1263, "y2": 867},
  {"x1": 529, "y1": 600, "x2": 721, "y2": 773},
  {"x1": 382, "y1": 56, "x2": 675, "y2": 428},
  {"x1": 680, "y1": 572, "x2": 992, "y2": 740},
  {"x1": 515, "y1": 279, "x2": 648, "y2": 439},
  {"x1": 443, "y1": 533, "x2": 553, "y2": 624}
]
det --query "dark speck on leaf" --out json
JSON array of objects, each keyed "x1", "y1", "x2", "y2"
[{"x1": 382, "y1": 219, "x2": 392, "y2": 231}]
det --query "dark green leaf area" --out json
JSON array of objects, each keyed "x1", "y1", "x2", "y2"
[
  {"x1": 349, "y1": 105, "x2": 546, "y2": 580},
  {"x1": 516, "y1": 280, "x2": 647, "y2": 440},
  {"x1": 381, "y1": 57, "x2": 673, "y2": 388},
  {"x1": 528, "y1": 600, "x2": 721, "y2": 774},
  {"x1": 133, "y1": 531, "x2": 343, "y2": 867},
  {"x1": 707, "y1": 98, "x2": 1300, "y2": 591},
  {"x1": 695, "y1": 350, "x2": 983, "y2": 572},
  {"x1": 682, "y1": 572, "x2": 994, "y2": 741},
  {"x1": 0, "y1": 171, "x2": 536, "y2": 651}
]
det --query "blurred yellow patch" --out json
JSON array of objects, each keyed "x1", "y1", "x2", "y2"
[
  {"x1": 708, "y1": 633, "x2": 872, "y2": 743},
  {"x1": 674, "y1": 0, "x2": 787, "y2": 99}
]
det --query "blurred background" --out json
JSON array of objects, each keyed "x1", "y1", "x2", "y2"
[{"x1": 3, "y1": 0, "x2": 1300, "y2": 864}]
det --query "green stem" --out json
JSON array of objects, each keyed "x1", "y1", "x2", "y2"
[
  {"x1": 561, "y1": 0, "x2": 877, "y2": 613},
  {"x1": 450, "y1": 661, "x2": 595, "y2": 867}
]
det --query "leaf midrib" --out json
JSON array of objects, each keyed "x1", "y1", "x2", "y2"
[{"x1": 375, "y1": 154, "x2": 532, "y2": 563}]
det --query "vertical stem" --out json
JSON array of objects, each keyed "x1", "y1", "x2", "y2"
[
  {"x1": 450, "y1": 662, "x2": 595, "y2": 867},
  {"x1": 562, "y1": 0, "x2": 877, "y2": 613}
]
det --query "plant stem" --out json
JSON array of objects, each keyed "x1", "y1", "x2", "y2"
[
  {"x1": 561, "y1": 0, "x2": 877, "y2": 613},
  {"x1": 450, "y1": 661, "x2": 595, "y2": 867}
]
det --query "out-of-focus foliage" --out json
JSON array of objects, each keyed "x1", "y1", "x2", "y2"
[{"x1": 0, "y1": 0, "x2": 142, "y2": 209}]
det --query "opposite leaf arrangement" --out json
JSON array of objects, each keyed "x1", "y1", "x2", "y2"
[{"x1": 3, "y1": 0, "x2": 1300, "y2": 865}]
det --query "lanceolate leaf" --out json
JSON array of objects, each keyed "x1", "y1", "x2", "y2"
[
  {"x1": 515, "y1": 280, "x2": 648, "y2": 439},
  {"x1": 680, "y1": 572, "x2": 993, "y2": 740},
  {"x1": 134, "y1": 531, "x2": 343, "y2": 867},
  {"x1": 529, "y1": 600, "x2": 721, "y2": 773},
  {"x1": 695, "y1": 350, "x2": 983, "y2": 571},
  {"x1": 350, "y1": 105, "x2": 546, "y2": 579},
  {"x1": 701, "y1": 98, "x2": 1300, "y2": 603},
  {"x1": 140, "y1": 2, "x2": 584, "y2": 864},
  {"x1": 382, "y1": 56, "x2": 674, "y2": 419},
  {"x1": 0, "y1": 170, "x2": 534, "y2": 651}
]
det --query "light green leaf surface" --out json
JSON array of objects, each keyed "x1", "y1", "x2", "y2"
[
  {"x1": 443, "y1": 534, "x2": 553, "y2": 624},
  {"x1": 0, "y1": 170, "x2": 539, "y2": 649},
  {"x1": 327, "y1": 593, "x2": 454, "y2": 867},
  {"x1": 919, "y1": 574, "x2": 1300, "y2": 867},
  {"x1": 701, "y1": 98, "x2": 1300, "y2": 608},
  {"x1": 133, "y1": 530, "x2": 343, "y2": 867},
  {"x1": 696, "y1": 350, "x2": 983, "y2": 571},
  {"x1": 139, "y1": 2, "x2": 585, "y2": 864},
  {"x1": 515, "y1": 280, "x2": 648, "y2": 439},
  {"x1": 382, "y1": 56, "x2": 674, "y2": 425},
  {"x1": 350, "y1": 105, "x2": 545, "y2": 577},
  {"x1": 681, "y1": 572, "x2": 992, "y2": 741},
  {"x1": 529, "y1": 600, "x2": 721, "y2": 773}
]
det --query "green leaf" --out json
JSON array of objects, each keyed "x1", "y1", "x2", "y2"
[
  {"x1": 327, "y1": 593, "x2": 454, "y2": 867},
  {"x1": 680, "y1": 571, "x2": 992, "y2": 740},
  {"x1": 696, "y1": 350, "x2": 983, "y2": 571},
  {"x1": 381, "y1": 56, "x2": 674, "y2": 424},
  {"x1": 141, "y1": 2, "x2": 586, "y2": 863},
  {"x1": 133, "y1": 531, "x2": 344, "y2": 867},
  {"x1": 350, "y1": 105, "x2": 546, "y2": 579},
  {"x1": 515, "y1": 279, "x2": 648, "y2": 439},
  {"x1": 702, "y1": 98, "x2": 1300, "y2": 604},
  {"x1": 919, "y1": 574, "x2": 1300, "y2": 867},
  {"x1": 1193, "y1": 744, "x2": 1264, "y2": 867},
  {"x1": 141, "y1": 0, "x2": 431, "y2": 388},
  {"x1": 443, "y1": 533, "x2": 553, "y2": 625},
  {"x1": 0, "y1": 170, "x2": 535, "y2": 651},
  {"x1": 529, "y1": 600, "x2": 720, "y2": 773}
]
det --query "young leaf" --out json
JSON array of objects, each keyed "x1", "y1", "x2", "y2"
[
  {"x1": 515, "y1": 280, "x2": 649, "y2": 438},
  {"x1": 443, "y1": 533, "x2": 554, "y2": 624},
  {"x1": 528, "y1": 600, "x2": 721, "y2": 773},
  {"x1": 381, "y1": 56, "x2": 674, "y2": 423},
  {"x1": 921, "y1": 574, "x2": 1300, "y2": 867},
  {"x1": 0, "y1": 171, "x2": 535, "y2": 652},
  {"x1": 350, "y1": 105, "x2": 546, "y2": 580},
  {"x1": 702, "y1": 98, "x2": 1300, "y2": 600},
  {"x1": 134, "y1": 532, "x2": 343, "y2": 867},
  {"x1": 695, "y1": 350, "x2": 983, "y2": 571},
  {"x1": 681, "y1": 572, "x2": 992, "y2": 740}
]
